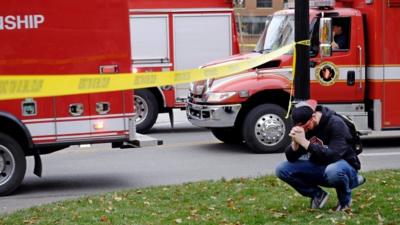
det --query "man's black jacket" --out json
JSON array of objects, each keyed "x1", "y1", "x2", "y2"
[{"x1": 285, "y1": 106, "x2": 361, "y2": 170}]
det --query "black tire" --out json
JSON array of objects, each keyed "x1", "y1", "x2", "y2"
[
  {"x1": 211, "y1": 127, "x2": 243, "y2": 144},
  {"x1": 134, "y1": 89, "x2": 159, "y2": 134},
  {"x1": 0, "y1": 133, "x2": 27, "y2": 196},
  {"x1": 242, "y1": 103, "x2": 292, "y2": 153}
]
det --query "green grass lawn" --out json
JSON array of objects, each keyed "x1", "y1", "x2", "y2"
[{"x1": 1, "y1": 170, "x2": 399, "y2": 225}]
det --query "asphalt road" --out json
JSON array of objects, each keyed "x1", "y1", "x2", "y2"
[{"x1": 1, "y1": 110, "x2": 400, "y2": 214}]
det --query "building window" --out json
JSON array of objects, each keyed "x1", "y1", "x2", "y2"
[
  {"x1": 237, "y1": 16, "x2": 269, "y2": 35},
  {"x1": 257, "y1": 0, "x2": 272, "y2": 8},
  {"x1": 234, "y1": 0, "x2": 246, "y2": 8}
]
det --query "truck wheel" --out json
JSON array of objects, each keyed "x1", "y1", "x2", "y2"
[
  {"x1": 134, "y1": 89, "x2": 159, "y2": 134},
  {"x1": 242, "y1": 104, "x2": 292, "y2": 153},
  {"x1": 0, "y1": 133, "x2": 26, "y2": 196},
  {"x1": 211, "y1": 127, "x2": 243, "y2": 144}
]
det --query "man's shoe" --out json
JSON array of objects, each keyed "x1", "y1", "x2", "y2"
[
  {"x1": 357, "y1": 174, "x2": 366, "y2": 186},
  {"x1": 310, "y1": 191, "x2": 329, "y2": 209},
  {"x1": 335, "y1": 199, "x2": 352, "y2": 211},
  {"x1": 353, "y1": 174, "x2": 366, "y2": 189}
]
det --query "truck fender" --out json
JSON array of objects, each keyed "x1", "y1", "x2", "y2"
[
  {"x1": 0, "y1": 111, "x2": 33, "y2": 148},
  {"x1": 0, "y1": 111, "x2": 42, "y2": 177},
  {"x1": 156, "y1": 86, "x2": 167, "y2": 108}
]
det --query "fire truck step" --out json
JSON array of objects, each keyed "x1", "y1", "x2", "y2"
[{"x1": 119, "y1": 134, "x2": 163, "y2": 148}]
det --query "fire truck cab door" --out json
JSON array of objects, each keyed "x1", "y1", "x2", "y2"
[
  {"x1": 382, "y1": 4, "x2": 400, "y2": 128},
  {"x1": 310, "y1": 16, "x2": 365, "y2": 102}
]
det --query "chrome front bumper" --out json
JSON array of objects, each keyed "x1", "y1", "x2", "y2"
[{"x1": 186, "y1": 102, "x2": 241, "y2": 128}]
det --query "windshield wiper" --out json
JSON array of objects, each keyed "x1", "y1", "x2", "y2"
[{"x1": 254, "y1": 48, "x2": 272, "y2": 53}]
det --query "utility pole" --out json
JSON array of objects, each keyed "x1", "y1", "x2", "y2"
[{"x1": 294, "y1": 0, "x2": 310, "y2": 100}]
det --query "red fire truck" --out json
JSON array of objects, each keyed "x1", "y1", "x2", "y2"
[
  {"x1": 128, "y1": 0, "x2": 240, "y2": 133},
  {"x1": 0, "y1": 0, "x2": 158, "y2": 195},
  {"x1": 187, "y1": 0, "x2": 400, "y2": 153}
]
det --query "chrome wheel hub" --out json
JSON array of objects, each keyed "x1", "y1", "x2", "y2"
[
  {"x1": 134, "y1": 95, "x2": 149, "y2": 125},
  {"x1": 254, "y1": 113, "x2": 285, "y2": 146},
  {"x1": 0, "y1": 145, "x2": 15, "y2": 186}
]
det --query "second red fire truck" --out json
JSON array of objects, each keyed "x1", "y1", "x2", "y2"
[
  {"x1": 188, "y1": 0, "x2": 400, "y2": 153},
  {"x1": 128, "y1": 0, "x2": 240, "y2": 133}
]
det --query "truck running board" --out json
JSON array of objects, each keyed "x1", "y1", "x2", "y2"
[{"x1": 114, "y1": 134, "x2": 163, "y2": 149}]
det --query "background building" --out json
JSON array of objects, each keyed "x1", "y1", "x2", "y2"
[{"x1": 234, "y1": 0, "x2": 286, "y2": 52}]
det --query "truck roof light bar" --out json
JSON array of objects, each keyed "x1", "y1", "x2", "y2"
[{"x1": 285, "y1": 0, "x2": 335, "y2": 9}]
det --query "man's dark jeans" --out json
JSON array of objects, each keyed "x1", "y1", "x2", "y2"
[{"x1": 275, "y1": 159, "x2": 358, "y2": 207}]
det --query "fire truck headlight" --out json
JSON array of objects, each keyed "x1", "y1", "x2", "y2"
[
  {"x1": 205, "y1": 91, "x2": 236, "y2": 103},
  {"x1": 189, "y1": 82, "x2": 194, "y2": 92},
  {"x1": 190, "y1": 83, "x2": 206, "y2": 95}
]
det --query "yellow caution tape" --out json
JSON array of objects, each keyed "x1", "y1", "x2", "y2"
[{"x1": 0, "y1": 42, "x2": 301, "y2": 101}]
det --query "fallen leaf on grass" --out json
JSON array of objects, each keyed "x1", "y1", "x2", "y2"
[
  {"x1": 100, "y1": 215, "x2": 109, "y2": 222},
  {"x1": 272, "y1": 212, "x2": 286, "y2": 218},
  {"x1": 227, "y1": 198, "x2": 235, "y2": 209},
  {"x1": 343, "y1": 207, "x2": 352, "y2": 214},
  {"x1": 219, "y1": 218, "x2": 228, "y2": 224},
  {"x1": 359, "y1": 203, "x2": 372, "y2": 209},
  {"x1": 23, "y1": 217, "x2": 38, "y2": 225},
  {"x1": 367, "y1": 195, "x2": 376, "y2": 201},
  {"x1": 191, "y1": 209, "x2": 198, "y2": 214},
  {"x1": 315, "y1": 214, "x2": 324, "y2": 219},
  {"x1": 377, "y1": 213, "x2": 384, "y2": 225}
]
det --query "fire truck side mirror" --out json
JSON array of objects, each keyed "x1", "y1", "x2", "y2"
[{"x1": 319, "y1": 17, "x2": 332, "y2": 58}]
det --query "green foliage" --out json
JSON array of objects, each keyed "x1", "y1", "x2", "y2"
[{"x1": 1, "y1": 170, "x2": 399, "y2": 225}]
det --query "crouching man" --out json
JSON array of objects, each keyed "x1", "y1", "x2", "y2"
[{"x1": 275, "y1": 99, "x2": 365, "y2": 211}]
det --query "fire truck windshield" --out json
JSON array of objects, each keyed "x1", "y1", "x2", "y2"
[{"x1": 255, "y1": 14, "x2": 294, "y2": 54}]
